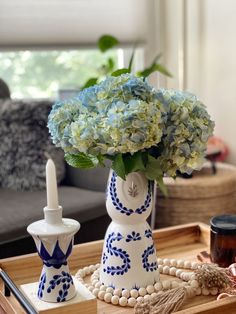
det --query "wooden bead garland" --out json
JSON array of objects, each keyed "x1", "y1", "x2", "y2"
[{"x1": 75, "y1": 258, "x2": 225, "y2": 308}]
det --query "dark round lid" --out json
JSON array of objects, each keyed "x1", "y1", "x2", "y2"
[{"x1": 210, "y1": 215, "x2": 236, "y2": 235}]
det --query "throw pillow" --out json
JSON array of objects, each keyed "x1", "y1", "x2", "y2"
[{"x1": 0, "y1": 99, "x2": 65, "y2": 190}]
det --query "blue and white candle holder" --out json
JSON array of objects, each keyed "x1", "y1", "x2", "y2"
[
  {"x1": 27, "y1": 206, "x2": 80, "y2": 303},
  {"x1": 100, "y1": 170, "x2": 160, "y2": 290},
  {"x1": 27, "y1": 158, "x2": 80, "y2": 303}
]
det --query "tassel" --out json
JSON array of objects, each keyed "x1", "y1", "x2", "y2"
[{"x1": 134, "y1": 286, "x2": 195, "y2": 314}]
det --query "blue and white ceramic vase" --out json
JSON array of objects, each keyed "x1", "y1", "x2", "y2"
[
  {"x1": 100, "y1": 170, "x2": 160, "y2": 290},
  {"x1": 27, "y1": 207, "x2": 80, "y2": 303}
]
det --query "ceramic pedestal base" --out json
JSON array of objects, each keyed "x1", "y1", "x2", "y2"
[{"x1": 38, "y1": 264, "x2": 76, "y2": 302}]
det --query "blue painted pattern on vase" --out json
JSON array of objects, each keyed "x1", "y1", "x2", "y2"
[{"x1": 100, "y1": 170, "x2": 160, "y2": 290}]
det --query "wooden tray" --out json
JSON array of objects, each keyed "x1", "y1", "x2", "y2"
[{"x1": 1, "y1": 222, "x2": 236, "y2": 314}]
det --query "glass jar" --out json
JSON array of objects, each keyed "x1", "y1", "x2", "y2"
[{"x1": 210, "y1": 215, "x2": 236, "y2": 267}]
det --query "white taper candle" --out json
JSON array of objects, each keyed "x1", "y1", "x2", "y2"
[{"x1": 46, "y1": 159, "x2": 59, "y2": 210}]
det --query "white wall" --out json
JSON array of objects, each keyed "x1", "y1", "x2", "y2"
[{"x1": 162, "y1": 0, "x2": 236, "y2": 164}]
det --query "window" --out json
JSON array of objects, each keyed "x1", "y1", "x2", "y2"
[{"x1": 0, "y1": 49, "x2": 120, "y2": 99}]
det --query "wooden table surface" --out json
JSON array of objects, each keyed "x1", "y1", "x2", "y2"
[{"x1": 1, "y1": 223, "x2": 236, "y2": 314}]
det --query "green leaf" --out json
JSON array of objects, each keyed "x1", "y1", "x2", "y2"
[
  {"x1": 156, "y1": 176, "x2": 168, "y2": 197},
  {"x1": 144, "y1": 155, "x2": 167, "y2": 196},
  {"x1": 97, "y1": 154, "x2": 105, "y2": 167},
  {"x1": 98, "y1": 35, "x2": 119, "y2": 52},
  {"x1": 152, "y1": 64, "x2": 172, "y2": 77},
  {"x1": 111, "y1": 68, "x2": 130, "y2": 76},
  {"x1": 111, "y1": 154, "x2": 126, "y2": 180},
  {"x1": 144, "y1": 155, "x2": 162, "y2": 180},
  {"x1": 65, "y1": 153, "x2": 98, "y2": 169},
  {"x1": 108, "y1": 58, "x2": 115, "y2": 71},
  {"x1": 81, "y1": 77, "x2": 98, "y2": 90},
  {"x1": 137, "y1": 63, "x2": 172, "y2": 78},
  {"x1": 123, "y1": 152, "x2": 146, "y2": 174}
]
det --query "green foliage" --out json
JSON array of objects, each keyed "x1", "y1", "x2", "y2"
[
  {"x1": 65, "y1": 153, "x2": 98, "y2": 169},
  {"x1": 98, "y1": 35, "x2": 119, "y2": 52},
  {"x1": 111, "y1": 154, "x2": 126, "y2": 180},
  {"x1": 137, "y1": 62, "x2": 172, "y2": 78},
  {"x1": 144, "y1": 155, "x2": 167, "y2": 196},
  {"x1": 111, "y1": 68, "x2": 130, "y2": 76},
  {"x1": 81, "y1": 77, "x2": 98, "y2": 89},
  {"x1": 123, "y1": 151, "x2": 146, "y2": 173}
]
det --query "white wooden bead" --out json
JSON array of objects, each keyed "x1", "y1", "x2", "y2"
[
  {"x1": 122, "y1": 289, "x2": 130, "y2": 298},
  {"x1": 130, "y1": 289, "x2": 139, "y2": 298},
  {"x1": 191, "y1": 262, "x2": 199, "y2": 269},
  {"x1": 100, "y1": 285, "x2": 107, "y2": 291},
  {"x1": 138, "y1": 287, "x2": 147, "y2": 296},
  {"x1": 171, "y1": 281, "x2": 179, "y2": 289},
  {"x1": 88, "y1": 286, "x2": 94, "y2": 292},
  {"x1": 95, "y1": 263, "x2": 100, "y2": 268},
  {"x1": 113, "y1": 289, "x2": 122, "y2": 296},
  {"x1": 184, "y1": 261, "x2": 192, "y2": 269},
  {"x1": 144, "y1": 295, "x2": 151, "y2": 302},
  {"x1": 151, "y1": 292, "x2": 158, "y2": 298},
  {"x1": 180, "y1": 272, "x2": 186, "y2": 280},
  {"x1": 162, "y1": 280, "x2": 171, "y2": 290},
  {"x1": 92, "y1": 280, "x2": 99, "y2": 286},
  {"x1": 163, "y1": 265, "x2": 170, "y2": 274},
  {"x1": 169, "y1": 267, "x2": 177, "y2": 276},
  {"x1": 98, "y1": 290, "x2": 106, "y2": 300},
  {"x1": 163, "y1": 258, "x2": 170, "y2": 266},
  {"x1": 146, "y1": 285, "x2": 154, "y2": 294},
  {"x1": 128, "y1": 297, "x2": 137, "y2": 307},
  {"x1": 202, "y1": 288, "x2": 210, "y2": 296},
  {"x1": 84, "y1": 283, "x2": 90, "y2": 288},
  {"x1": 154, "y1": 282, "x2": 163, "y2": 291},
  {"x1": 106, "y1": 287, "x2": 114, "y2": 294},
  {"x1": 78, "y1": 269, "x2": 85, "y2": 277},
  {"x1": 190, "y1": 280, "x2": 199, "y2": 288},
  {"x1": 119, "y1": 296, "x2": 128, "y2": 306},
  {"x1": 104, "y1": 292, "x2": 112, "y2": 303},
  {"x1": 158, "y1": 265, "x2": 163, "y2": 273},
  {"x1": 90, "y1": 265, "x2": 96, "y2": 272},
  {"x1": 184, "y1": 274, "x2": 191, "y2": 282},
  {"x1": 177, "y1": 259, "x2": 184, "y2": 268},
  {"x1": 92, "y1": 288, "x2": 99, "y2": 297},
  {"x1": 95, "y1": 282, "x2": 101, "y2": 289},
  {"x1": 111, "y1": 295, "x2": 119, "y2": 305},
  {"x1": 84, "y1": 266, "x2": 90, "y2": 275},
  {"x1": 180, "y1": 282, "x2": 189, "y2": 287},
  {"x1": 176, "y1": 269, "x2": 182, "y2": 277},
  {"x1": 137, "y1": 296, "x2": 144, "y2": 303},
  {"x1": 190, "y1": 274, "x2": 196, "y2": 281},
  {"x1": 170, "y1": 259, "x2": 177, "y2": 267},
  {"x1": 157, "y1": 258, "x2": 163, "y2": 265},
  {"x1": 210, "y1": 288, "x2": 218, "y2": 296},
  {"x1": 195, "y1": 287, "x2": 202, "y2": 295}
]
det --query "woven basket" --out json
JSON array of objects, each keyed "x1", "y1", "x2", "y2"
[{"x1": 155, "y1": 162, "x2": 236, "y2": 228}]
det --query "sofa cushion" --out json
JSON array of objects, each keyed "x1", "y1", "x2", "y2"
[
  {"x1": 0, "y1": 99, "x2": 65, "y2": 191},
  {"x1": 66, "y1": 165, "x2": 110, "y2": 192},
  {"x1": 0, "y1": 186, "x2": 106, "y2": 244}
]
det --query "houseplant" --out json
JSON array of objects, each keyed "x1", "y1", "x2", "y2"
[{"x1": 48, "y1": 74, "x2": 214, "y2": 289}]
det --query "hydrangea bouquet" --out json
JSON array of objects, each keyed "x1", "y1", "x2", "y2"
[{"x1": 48, "y1": 74, "x2": 214, "y2": 194}]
